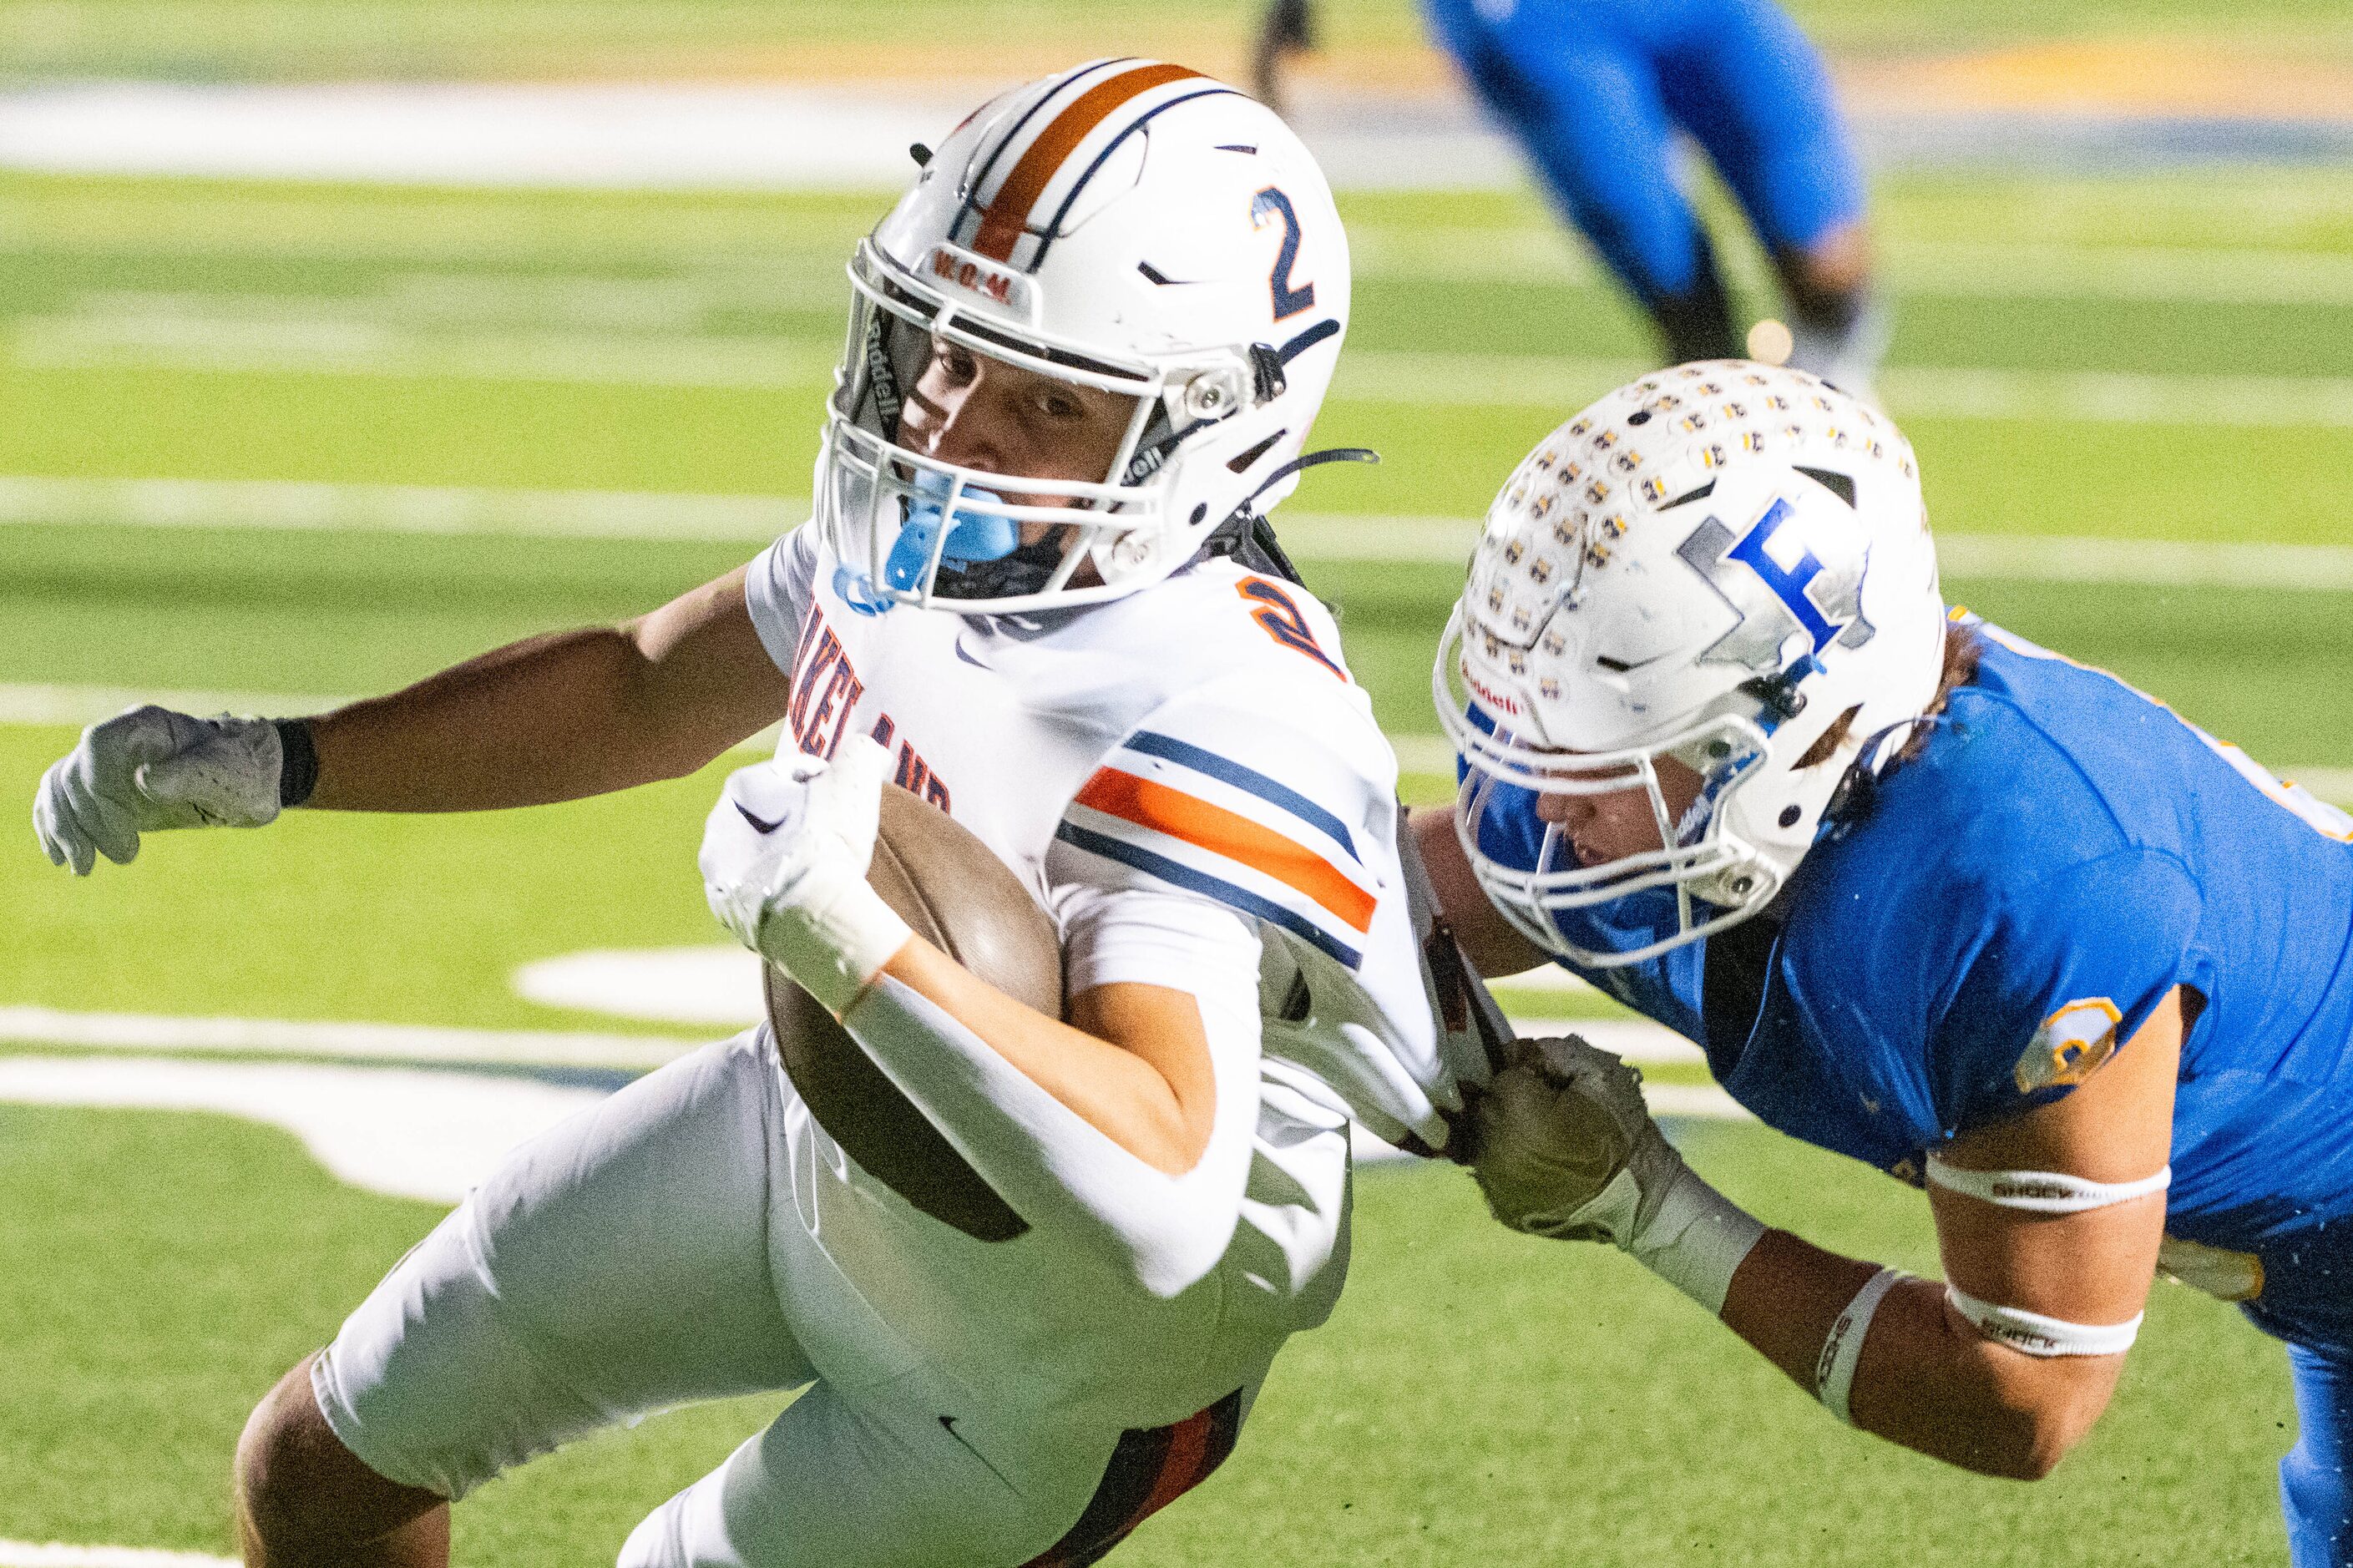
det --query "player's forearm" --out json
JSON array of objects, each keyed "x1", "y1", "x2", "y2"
[
  {"x1": 1722, "y1": 1229, "x2": 2118, "y2": 1479},
  {"x1": 1408, "y1": 806, "x2": 1548, "y2": 976},
  {"x1": 878, "y1": 940, "x2": 1212, "y2": 1175},
  {"x1": 838, "y1": 972, "x2": 1250, "y2": 1296},
  {"x1": 305, "y1": 626, "x2": 765, "y2": 812}
]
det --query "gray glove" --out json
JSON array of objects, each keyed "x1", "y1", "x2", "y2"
[
  {"x1": 1473, "y1": 1035, "x2": 1768, "y2": 1314},
  {"x1": 1470, "y1": 1034, "x2": 1685, "y2": 1242},
  {"x1": 33, "y1": 706, "x2": 285, "y2": 875}
]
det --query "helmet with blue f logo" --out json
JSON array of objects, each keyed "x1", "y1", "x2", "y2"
[{"x1": 1435, "y1": 361, "x2": 1946, "y2": 967}]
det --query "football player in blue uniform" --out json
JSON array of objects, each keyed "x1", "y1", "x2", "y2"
[
  {"x1": 1252, "y1": 0, "x2": 1883, "y2": 390},
  {"x1": 1413, "y1": 361, "x2": 2353, "y2": 1563}
]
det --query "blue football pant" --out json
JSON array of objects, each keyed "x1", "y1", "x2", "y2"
[
  {"x1": 1423, "y1": 0, "x2": 1864, "y2": 314},
  {"x1": 2287, "y1": 1341, "x2": 2353, "y2": 1567}
]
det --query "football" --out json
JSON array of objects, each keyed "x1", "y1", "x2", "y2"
[{"x1": 764, "y1": 782, "x2": 1061, "y2": 1242}]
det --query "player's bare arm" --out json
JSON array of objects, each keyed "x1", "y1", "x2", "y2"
[
  {"x1": 1718, "y1": 989, "x2": 2179, "y2": 1477},
  {"x1": 1410, "y1": 803, "x2": 1551, "y2": 978},
  {"x1": 1471, "y1": 994, "x2": 2178, "y2": 1481},
  {"x1": 888, "y1": 941, "x2": 1221, "y2": 1174},
  {"x1": 306, "y1": 565, "x2": 790, "y2": 812},
  {"x1": 702, "y1": 741, "x2": 1235, "y2": 1201},
  {"x1": 33, "y1": 563, "x2": 790, "y2": 869}
]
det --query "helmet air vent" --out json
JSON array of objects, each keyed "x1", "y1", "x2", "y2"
[
  {"x1": 1227, "y1": 429, "x2": 1287, "y2": 473},
  {"x1": 1794, "y1": 466, "x2": 1856, "y2": 508}
]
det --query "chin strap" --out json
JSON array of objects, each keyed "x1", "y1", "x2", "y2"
[
  {"x1": 1202, "y1": 507, "x2": 1307, "y2": 585},
  {"x1": 1198, "y1": 446, "x2": 1380, "y2": 587},
  {"x1": 1246, "y1": 445, "x2": 1378, "y2": 505}
]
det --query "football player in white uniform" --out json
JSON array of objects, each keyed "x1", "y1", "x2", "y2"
[{"x1": 33, "y1": 61, "x2": 1500, "y2": 1568}]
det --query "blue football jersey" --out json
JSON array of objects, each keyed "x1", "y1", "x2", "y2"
[{"x1": 1470, "y1": 618, "x2": 2353, "y2": 1347}]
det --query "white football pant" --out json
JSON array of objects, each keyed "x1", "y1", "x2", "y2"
[{"x1": 312, "y1": 1029, "x2": 1285, "y2": 1567}]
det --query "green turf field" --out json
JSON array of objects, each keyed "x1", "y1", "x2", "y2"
[
  {"x1": 4, "y1": 155, "x2": 2350, "y2": 1564},
  {"x1": 0, "y1": 0, "x2": 2347, "y2": 83}
]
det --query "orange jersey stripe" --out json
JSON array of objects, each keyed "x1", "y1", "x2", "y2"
[
  {"x1": 1075, "y1": 767, "x2": 1376, "y2": 933},
  {"x1": 970, "y1": 63, "x2": 1203, "y2": 262}
]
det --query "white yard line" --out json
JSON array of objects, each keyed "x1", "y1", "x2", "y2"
[
  {"x1": 0, "y1": 1005, "x2": 697, "y2": 1071},
  {"x1": 12, "y1": 473, "x2": 2353, "y2": 590},
  {"x1": 18, "y1": 306, "x2": 2353, "y2": 426},
  {"x1": 0, "y1": 473, "x2": 802, "y2": 542},
  {"x1": 0, "y1": 81, "x2": 971, "y2": 191},
  {"x1": 13, "y1": 316, "x2": 835, "y2": 389},
  {"x1": 0, "y1": 1011, "x2": 1740, "y2": 1194},
  {"x1": 15, "y1": 216, "x2": 2353, "y2": 308},
  {"x1": 0, "y1": 1054, "x2": 609, "y2": 1204},
  {"x1": 1333, "y1": 353, "x2": 2353, "y2": 425},
  {"x1": 1509, "y1": 1017, "x2": 1708, "y2": 1068},
  {"x1": 1353, "y1": 229, "x2": 2353, "y2": 307},
  {"x1": 0, "y1": 681, "x2": 356, "y2": 727},
  {"x1": 1283, "y1": 513, "x2": 2353, "y2": 591},
  {"x1": 0, "y1": 1544, "x2": 239, "y2": 1568}
]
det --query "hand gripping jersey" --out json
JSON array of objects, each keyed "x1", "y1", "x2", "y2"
[
  {"x1": 748, "y1": 524, "x2": 1499, "y2": 1413},
  {"x1": 1469, "y1": 617, "x2": 2353, "y2": 1351}
]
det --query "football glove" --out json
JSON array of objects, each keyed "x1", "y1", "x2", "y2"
[
  {"x1": 1472, "y1": 1034, "x2": 1665, "y2": 1241},
  {"x1": 1472, "y1": 1034, "x2": 1764, "y2": 1313},
  {"x1": 700, "y1": 736, "x2": 911, "y2": 1014},
  {"x1": 33, "y1": 706, "x2": 284, "y2": 875}
]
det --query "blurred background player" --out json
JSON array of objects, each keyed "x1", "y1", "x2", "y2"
[
  {"x1": 1423, "y1": 361, "x2": 2353, "y2": 1565},
  {"x1": 1254, "y1": 0, "x2": 1886, "y2": 393}
]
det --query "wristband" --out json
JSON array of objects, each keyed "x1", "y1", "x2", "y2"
[
  {"x1": 1815, "y1": 1266, "x2": 1911, "y2": 1426},
  {"x1": 1627, "y1": 1164, "x2": 1769, "y2": 1317},
  {"x1": 273, "y1": 718, "x2": 319, "y2": 808}
]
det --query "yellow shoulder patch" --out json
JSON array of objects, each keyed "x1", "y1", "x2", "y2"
[
  {"x1": 2013, "y1": 997, "x2": 2123, "y2": 1093},
  {"x1": 2159, "y1": 1234, "x2": 2264, "y2": 1303}
]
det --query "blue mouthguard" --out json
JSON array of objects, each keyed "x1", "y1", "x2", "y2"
[{"x1": 883, "y1": 476, "x2": 1018, "y2": 593}]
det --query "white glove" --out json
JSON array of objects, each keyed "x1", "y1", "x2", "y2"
[
  {"x1": 33, "y1": 706, "x2": 284, "y2": 876},
  {"x1": 1472, "y1": 1034, "x2": 1763, "y2": 1314},
  {"x1": 700, "y1": 737, "x2": 911, "y2": 1014}
]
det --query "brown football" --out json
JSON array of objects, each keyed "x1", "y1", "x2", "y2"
[{"x1": 765, "y1": 783, "x2": 1060, "y2": 1242}]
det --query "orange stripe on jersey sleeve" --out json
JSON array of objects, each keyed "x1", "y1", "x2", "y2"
[
  {"x1": 1075, "y1": 767, "x2": 1376, "y2": 933},
  {"x1": 970, "y1": 63, "x2": 1203, "y2": 261}
]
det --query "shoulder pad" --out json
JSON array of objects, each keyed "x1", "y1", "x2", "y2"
[{"x1": 1048, "y1": 689, "x2": 1389, "y2": 971}]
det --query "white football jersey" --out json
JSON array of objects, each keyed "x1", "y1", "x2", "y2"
[
  {"x1": 742, "y1": 526, "x2": 1501, "y2": 1421},
  {"x1": 747, "y1": 525, "x2": 1497, "y2": 1147}
]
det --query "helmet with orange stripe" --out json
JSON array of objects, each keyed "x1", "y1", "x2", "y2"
[{"x1": 816, "y1": 59, "x2": 1352, "y2": 614}]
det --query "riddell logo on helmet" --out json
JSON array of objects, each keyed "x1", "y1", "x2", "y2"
[
  {"x1": 1465, "y1": 667, "x2": 1520, "y2": 716},
  {"x1": 927, "y1": 245, "x2": 1016, "y2": 306}
]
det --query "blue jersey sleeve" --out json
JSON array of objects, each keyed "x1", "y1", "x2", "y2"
[{"x1": 1930, "y1": 847, "x2": 2202, "y2": 1134}]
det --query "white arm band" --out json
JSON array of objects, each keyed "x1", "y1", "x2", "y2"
[
  {"x1": 1925, "y1": 1152, "x2": 2170, "y2": 1214},
  {"x1": 1944, "y1": 1284, "x2": 2143, "y2": 1358},
  {"x1": 837, "y1": 974, "x2": 1256, "y2": 1299},
  {"x1": 1814, "y1": 1266, "x2": 1911, "y2": 1426}
]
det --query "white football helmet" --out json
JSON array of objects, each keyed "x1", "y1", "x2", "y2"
[
  {"x1": 816, "y1": 59, "x2": 1351, "y2": 614},
  {"x1": 1435, "y1": 361, "x2": 1946, "y2": 967}
]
